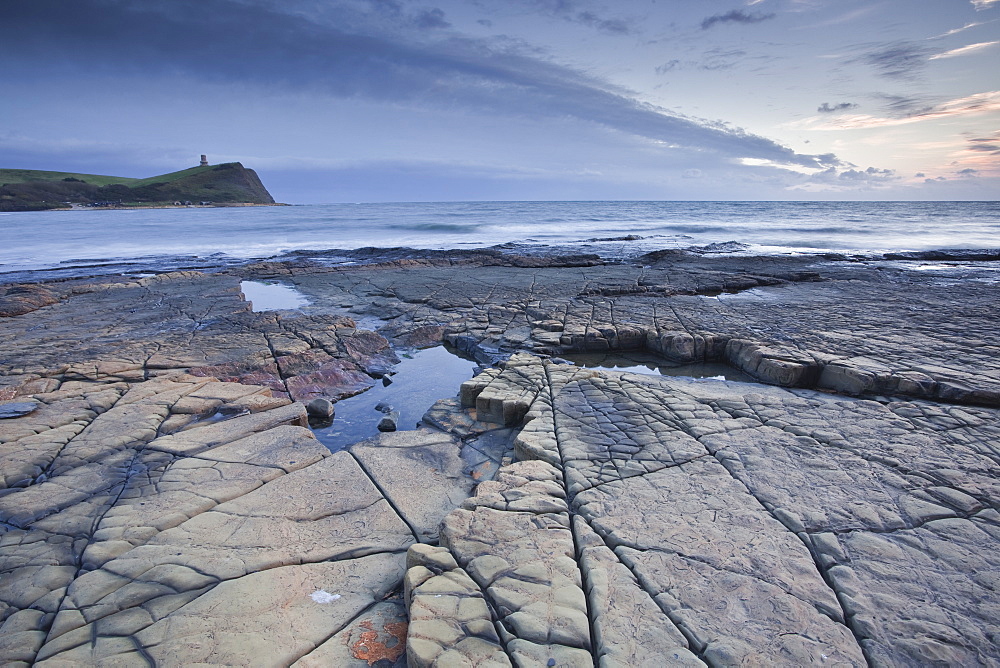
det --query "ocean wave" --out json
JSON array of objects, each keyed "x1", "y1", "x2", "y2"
[{"x1": 387, "y1": 223, "x2": 482, "y2": 233}]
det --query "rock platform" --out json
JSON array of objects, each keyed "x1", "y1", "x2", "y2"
[{"x1": 0, "y1": 251, "x2": 997, "y2": 666}]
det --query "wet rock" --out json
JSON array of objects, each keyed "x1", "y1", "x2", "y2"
[
  {"x1": 306, "y1": 397, "x2": 335, "y2": 419},
  {"x1": 392, "y1": 324, "x2": 449, "y2": 348},
  {"x1": 0, "y1": 283, "x2": 60, "y2": 317},
  {"x1": 0, "y1": 401, "x2": 38, "y2": 419},
  {"x1": 377, "y1": 410, "x2": 400, "y2": 432}
]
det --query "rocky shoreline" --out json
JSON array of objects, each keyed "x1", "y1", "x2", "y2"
[{"x1": 1, "y1": 249, "x2": 998, "y2": 666}]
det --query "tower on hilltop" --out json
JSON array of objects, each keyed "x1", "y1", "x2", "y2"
[{"x1": 200, "y1": 154, "x2": 208, "y2": 166}]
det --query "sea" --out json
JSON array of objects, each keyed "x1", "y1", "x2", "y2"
[{"x1": 2, "y1": 200, "x2": 998, "y2": 282}]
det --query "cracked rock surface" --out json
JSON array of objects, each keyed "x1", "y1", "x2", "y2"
[
  {"x1": 415, "y1": 356, "x2": 999, "y2": 666},
  {"x1": 1, "y1": 252, "x2": 998, "y2": 666}
]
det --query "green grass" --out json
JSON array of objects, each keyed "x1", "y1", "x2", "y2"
[
  {"x1": 0, "y1": 164, "x2": 222, "y2": 187},
  {"x1": 129, "y1": 164, "x2": 216, "y2": 187},
  {"x1": 0, "y1": 169, "x2": 140, "y2": 187}
]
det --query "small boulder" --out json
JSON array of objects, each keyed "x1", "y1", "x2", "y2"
[
  {"x1": 378, "y1": 411, "x2": 400, "y2": 432},
  {"x1": 306, "y1": 398, "x2": 335, "y2": 419}
]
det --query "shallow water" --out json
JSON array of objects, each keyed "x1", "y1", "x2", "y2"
[
  {"x1": 239, "y1": 280, "x2": 309, "y2": 311},
  {"x1": 311, "y1": 344, "x2": 479, "y2": 452},
  {"x1": 561, "y1": 351, "x2": 754, "y2": 382}
]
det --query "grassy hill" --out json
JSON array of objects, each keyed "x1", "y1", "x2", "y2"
[
  {"x1": 0, "y1": 163, "x2": 275, "y2": 211},
  {"x1": 0, "y1": 169, "x2": 140, "y2": 187}
]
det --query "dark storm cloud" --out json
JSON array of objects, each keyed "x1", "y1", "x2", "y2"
[
  {"x1": 700, "y1": 10, "x2": 775, "y2": 30},
  {"x1": 1, "y1": 0, "x2": 835, "y2": 169},
  {"x1": 858, "y1": 42, "x2": 932, "y2": 80},
  {"x1": 817, "y1": 102, "x2": 859, "y2": 113}
]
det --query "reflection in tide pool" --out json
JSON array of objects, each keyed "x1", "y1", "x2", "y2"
[
  {"x1": 561, "y1": 351, "x2": 753, "y2": 382},
  {"x1": 312, "y1": 344, "x2": 479, "y2": 452},
  {"x1": 239, "y1": 280, "x2": 309, "y2": 311}
]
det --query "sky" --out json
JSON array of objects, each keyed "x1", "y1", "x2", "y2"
[{"x1": 1, "y1": 0, "x2": 998, "y2": 202}]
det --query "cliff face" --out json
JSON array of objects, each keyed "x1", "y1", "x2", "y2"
[
  {"x1": 131, "y1": 163, "x2": 276, "y2": 205},
  {"x1": 0, "y1": 163, "x2": 276, "y2": 211}
]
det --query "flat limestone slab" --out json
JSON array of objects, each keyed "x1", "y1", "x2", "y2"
[
  {"x1": 421, "y1": 356, "x2": 1000, "y2": 665},
  {"x1": 350, "y1": 429, "x2": 477, "y2": 542}
]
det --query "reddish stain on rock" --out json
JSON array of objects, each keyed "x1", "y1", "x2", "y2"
[{"x1": 350, "y1": 619, "x2": 408, "y2": 665}]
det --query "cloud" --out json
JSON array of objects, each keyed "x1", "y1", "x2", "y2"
[
  {"x1": 414, "y1": 7, "x2": 450, "y2": 29},
  {"x1": 837, "y1": 166, "x2": 896, "y2": 181},
  {"x1": 858, "y1": 42, "x2": 931, "y2": 79},
  {"x1": 798, "y1": 91, "x2": 1000, "y2": 129},
  {"x1": 699, "y1": 48, "x2": 749, "y2": 71},
  {"x1": 972, "y1": 0, "x2": 1000, "y2": 9},
  {"x1": 1, "y1": 0, "x2": 837, "y2": 172},
  {"x1": 510, "y1": 0, "x2": 632, "y2": 34},
  {"x1": 655, "y1": 60, "x2": 681, "y2": 74},
  {"x1": 817, "y1": 102, "x2": 859, "y2": 113},
  {"x1": 935, "y1": 21, "x2": 985, "y2": 38},
  {"x1": 957, "y1": 167, "x2": 979, "y2": 176},
  {"x1": 786, "y1": 165, "x2": 899, "y2": 192},
  {"x1": 966, "y1": 132, "x2": 1000, "y2": 153},
  {"x1": 574, "y1": 11, "x2": 629, "y2": 34},
  {"x1": 701, "y1": 10, "x2": 775, "y2": 30},
  {"x1": 682, "y1": 168, "x2": 703, "y2": 178},
  {"x1": 929, "y1": 40, "x2": 1000, "y2": 59},
  {"x1": 871, "y1": 93, "x2": 934, "y2": 116}
]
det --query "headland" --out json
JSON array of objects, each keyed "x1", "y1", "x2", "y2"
[{"x1": 0, "y1": 161, "x2": 277, "y2": 211}]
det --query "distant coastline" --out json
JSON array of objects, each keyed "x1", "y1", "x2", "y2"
[
  {"x1": 62, "y1": 202, "x2": 289, "y2": 211},
  {"x1": 0, "y1": 161, "x2": 277, "y2": 212}
]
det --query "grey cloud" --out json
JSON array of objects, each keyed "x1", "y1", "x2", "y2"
[
  {"x1": 958, "y1": 168, "x2": 979, "y2": 176},
  {"x1": 839, "y1": 166, "x2": 896, "y2": 181},
  {"x1": 575, "y1": 11, "x2": 629, "y2": 34},
  {"x1": 510, "y1": 0, "x2": 632, "y2": 34},
  {"x1": 859, "y1": 42, "x2": 932, "y2": 80},
  {"x1": 967, "y1": 133, "x2": 1000, "y2": 153},
  {"x1": 871, "y1": 93, "x2": 934, "y2": 116},
  {"x1": 806, "y1": 166, "x2": 898, "y2": 186},
  {"x1": 369, "y1": 0, "x2": 403, "y2": 13},
  {"x1": 817, "y1": 102, "x2": 859, "y2": 113},
  {"x1": 915, "y1": 172, "x2": 926, "y2": 177},
  {"x1": 655, "y1": 60, "x2": 681, "y2": 74},
  {"x1": 415, "y1": 7, "x2": 450, "y2": 29},
  {"x1": 1, "y1": 0, "x2": 836, "y2": 170},
  {"x1": 701, "y1": 10, "x2": 775, "y2": 30},
  {"x1": 699, "y1": 49, "x2": 748, "y2": 71}
]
